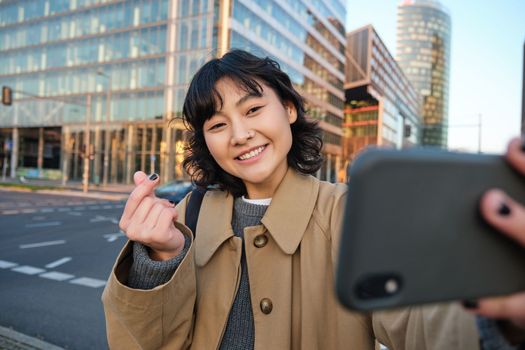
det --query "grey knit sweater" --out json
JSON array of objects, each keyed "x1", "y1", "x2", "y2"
[{"x1": 128, "y1": 197, "x2": 268, "y2": 350}]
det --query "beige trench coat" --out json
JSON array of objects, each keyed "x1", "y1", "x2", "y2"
[{"x1": 102, "y1": 168, "x2": 480, "y2": 349}]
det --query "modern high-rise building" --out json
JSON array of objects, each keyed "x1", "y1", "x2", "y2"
[
  {"x1": 521, "y1": 42, "x2": 525, "y2": 135},
  {"x1": 344, "y1": 25, "x2": 422, "y2": 169},
  {"x1": 0, "y1": 0, "x2": 346, "y2": 185},
  {"x1": 396, "y1": 0, "x2": 451, "y2": 148}
]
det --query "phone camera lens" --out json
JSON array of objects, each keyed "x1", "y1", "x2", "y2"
[
  {"x1": 355, "y1": 273, "x2": 402, "y2": 299},
  {"x1": 385, "y1": 278, "x2": 399, "y2": 294}
]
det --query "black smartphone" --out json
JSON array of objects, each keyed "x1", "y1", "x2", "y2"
[{"x1": 336, "y1": 147, "x2": 525, "y2": 311}]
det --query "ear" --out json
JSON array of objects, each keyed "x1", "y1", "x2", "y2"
[{"x1": 284, "y1": 101, "x2": 298, "y2": 124}]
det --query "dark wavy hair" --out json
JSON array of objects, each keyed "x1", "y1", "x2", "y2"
[{"x1": 181, "y1": 49, "x2": 323, "y2": 197}]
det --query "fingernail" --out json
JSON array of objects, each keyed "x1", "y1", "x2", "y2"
[
  {"x1": 462, "y1": 300, "x2": 479, "y2": 309},
  {"x1": 498, "y1": 203, "x2": 511, "y2": 216},
  {"x1": 148, "y1": 173, "x2": 158, "y2": 181}
]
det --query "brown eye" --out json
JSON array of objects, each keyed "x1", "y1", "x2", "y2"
[
  {"x1": 247, "y1": 106, "x2": 262, "y2": 115},
  {"x1": 208, "y1": 123, "x2": 226, "y2": 131}
]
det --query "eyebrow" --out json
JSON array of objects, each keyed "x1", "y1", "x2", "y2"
[
  {"x1": 214, "y1": 91, "x2": 263, "y2": 116},
  {"x1": 235, "y1": 91, "x2": 263, "y2": 107}
]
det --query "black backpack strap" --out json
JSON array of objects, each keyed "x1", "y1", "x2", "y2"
[{"x1": 185, "y1": 186, "x2": 207, "y2": 236}]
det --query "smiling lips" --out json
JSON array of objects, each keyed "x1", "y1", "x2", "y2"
[{"x1": 237, "y1": 145, "x2": 267, "y2": 161}]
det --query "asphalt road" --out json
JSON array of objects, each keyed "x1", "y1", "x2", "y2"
[{"x1": 0, "y1": 190, "x2": 128, "y2": 349}]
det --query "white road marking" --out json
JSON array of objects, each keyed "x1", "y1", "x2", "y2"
[
  {"x1": 69, "y1": 277, "x2": 106, "y2": 288},
  {"x1": 90, "y1": 216, "x2": 118, "y2": 223},
  {"x1": 1, "y1": 210, "x2": 19, "y2": 215},
  {"x1": 41, "y1": 208, "x2": 55, "y2": 213},
  {"x1": 115, "y1": 204, "x2": 124, "y2": 208},
  {"x1": 73, "y1": 206, "x2": 85, "y2": 211},
  {"x1": 0, "y1": 260, "x2": 18, "y2": 269},
  {"x1": 25, "y1": 221, "x2": 62, "y2": 228},
  {"x1": 2, "y1": 258, "x2": 104, "y2": 289},
  {"x1": 104, "y1": 231, "x2": 125, "y2": 242},
  {"x1": 102, "y1": 205, "x2": 112, "y2": 209},
  {"x1": 21, "y1": 209, "x2": 37, "y2": 213},
  {"x1": 19, "y1": 240, "x2": 66, "y2": 249},
  {"x1": 67, "y1": 211, "x2": 82, "y2": 216},
  {"x1": 45, "y1": 257, "x2": 72, "y2": 269},
  {"x1": 89, "y1": 206, "x2": 101, "y2": 210},
  {"x1": 39, "y1": 271, "x2": 75, "y2": 281},
  {"x1": 12, "y1": 265, "x2": 46, "y2": 275},
  {"x1": 58, "y1": 208, "x2": 71, "y2": 212}
]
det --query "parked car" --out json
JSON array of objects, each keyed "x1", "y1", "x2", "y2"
[{"x1": 154, "y1": 180, "x2": 194, "y2": 204}]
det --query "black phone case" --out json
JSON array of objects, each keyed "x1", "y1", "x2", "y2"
[{"x1": 336, "y1": 148, "x2": 525, "y2": 311}]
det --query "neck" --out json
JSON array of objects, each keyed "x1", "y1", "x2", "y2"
[{"x1": 244, "y1": 166, "x2": 288, "y2": 199}]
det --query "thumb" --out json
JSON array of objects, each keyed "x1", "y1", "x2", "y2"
[{"x1": 133, "y1": 171, "x2": 148, "y2": 186}]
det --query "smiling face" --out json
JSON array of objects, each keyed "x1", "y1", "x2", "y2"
[{"x1": 203, "y1": 78, "x2": 297, "y2": 199}]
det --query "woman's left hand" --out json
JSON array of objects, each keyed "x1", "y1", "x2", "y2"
[{"x1": 471, "y1": 137, "x2": 525, "y2": 334}]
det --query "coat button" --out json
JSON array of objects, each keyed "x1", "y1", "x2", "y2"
[
  {"x1": 260, "y1": 298, "x2": 273, "y2": 314},
  {"x1": 253, "y1": 234, "x2": 268, "y2": 248}
]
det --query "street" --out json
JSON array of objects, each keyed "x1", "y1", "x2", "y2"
[{"x1": 0, "y1": 190, "x2": 128, "y2": 349}]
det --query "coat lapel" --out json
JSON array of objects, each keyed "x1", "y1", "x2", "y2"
[
  {"x1": 262, "y1": 168, "x2": 320, "y2": 255},
  {"x1": 194, "y1": 168, "x2": 320, "y2": 265},
  {"x1": 194, "y1": 190, "x2": 235, "y2": 267}
]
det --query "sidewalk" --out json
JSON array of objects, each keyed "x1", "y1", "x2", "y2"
[
  {"x1": 0, "y1": 177, "x2": 133, "y2": 201},
  {"x1": 0, "y1": 326, "x2": 64, "y2": 350}
]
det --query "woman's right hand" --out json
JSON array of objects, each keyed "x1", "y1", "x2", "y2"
[{"x1": 119, "y1": 171, "x2": 186, "y2": 261}]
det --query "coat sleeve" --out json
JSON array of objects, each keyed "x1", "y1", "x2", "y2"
[
  {"x1": 101, "y1": 194, "x2": 197, "y2": 350},
  {"x1": 329, "y1": 184, "x2": 480, "y2": 350},
  {"x1": 372, "y1": 304, "x2": 480, "y2": 350},
  {"x1": 328, "y1": 183, "x2": 377, "y2": 349}
]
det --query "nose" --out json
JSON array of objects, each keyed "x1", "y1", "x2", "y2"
[{"x1": 230, "y1": 122, "x2": 251, "y2": 146}]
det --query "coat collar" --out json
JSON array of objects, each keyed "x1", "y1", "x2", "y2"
[
  {"x1": 194, "y1": 168, "x2": 320, "y2": 267},
  {"x1": 261, "y1": 168, "x2": 320, "y2": 254}
]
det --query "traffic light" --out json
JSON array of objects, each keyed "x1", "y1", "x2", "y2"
[{"x1": 2, "y1": 86, "x2": 12, "y2": 106}]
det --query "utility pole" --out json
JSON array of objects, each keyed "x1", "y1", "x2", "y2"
[
  {"x1": 447, "y1": 115, "x2": 483, "y2": 153},
  {"x1": 82, "y1": 95, "x2": 92, "y2": 193},
  {"x1": 97, "y1": 71, "x2": 112, "y2": 186},
  {"x1": 477, "y1": 113, "x2": 482, "y2": 154}
]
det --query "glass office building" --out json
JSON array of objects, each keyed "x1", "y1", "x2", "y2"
[
  {"x1": 397, "y1": 0, "x2": 451, "y2": 147},
  {"x1": 0, "y1": 0, "x2": 346, "y2": 185},
  {"x1": 344, "y1": 25, "x2": 422, "y2": 170},
  {"x1": 521, "y1": 41, "x2": 525, "y2": 135}
]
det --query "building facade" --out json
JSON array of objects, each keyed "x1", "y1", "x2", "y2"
[
  {"x1": 396, "y1": 0, "x2": 451, "y2": 148},
  {"x1": 0, "y1": 0, "x2": 346, "y2": 185},
  {"x1": 344, "y1": 25, "x2": 422, "y2": 169},
  {"x1": 521, "y1": 42, "x2": 525, "y2": 135}
]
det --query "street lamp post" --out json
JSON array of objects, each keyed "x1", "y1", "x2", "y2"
[
  {"x1": 97, "y1": 70, "x2": 112, "y2": 187},
  {"x1": 82, "y1": 95, "x2": 92, "y2": 193},
  {"x1": 444, "y1": 114, "x2": 483, "y2": 153},
  {"x1": 477, "y1": 113, "x2": 482, "y2": 154}
]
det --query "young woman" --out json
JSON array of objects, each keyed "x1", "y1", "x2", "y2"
[{"x1": 102, "y1": 50, "x2": 523, "y2": 349}]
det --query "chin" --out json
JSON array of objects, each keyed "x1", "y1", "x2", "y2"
[{"x1": 237, "y1": 169, "x2": 274, "y2": 184}]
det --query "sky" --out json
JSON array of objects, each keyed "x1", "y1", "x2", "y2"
[{"x1": 346, "y1": 0, "x2": 525, "y2": 154}]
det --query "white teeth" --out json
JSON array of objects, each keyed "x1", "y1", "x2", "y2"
[{"x1": 239, "y1": 146, "x2": 265, "y2": 160}]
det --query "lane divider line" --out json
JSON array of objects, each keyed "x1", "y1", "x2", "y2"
[
  {"x1": 0, "y1": 259, "x2": 106, "y2": 288},
  {"x1": 19, "y1": 240, "x2": 66, "y2": 249},
  {"x1": 25, "y1": 221, "x2": 62, "y2": 228},
  {"x1": 45, "y1": 257, "x2": 72, "y2": 269}
]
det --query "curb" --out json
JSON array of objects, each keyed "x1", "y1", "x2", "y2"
[
  {"x1": 0, "y1": 187, "x2": 128, "y2": 201},
  {"x1": 37, "y1": 189, "x2": 128, "y2": 201},
  {"x1": 0, "y1": 326, "x2": 65, "y2": 350}
]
